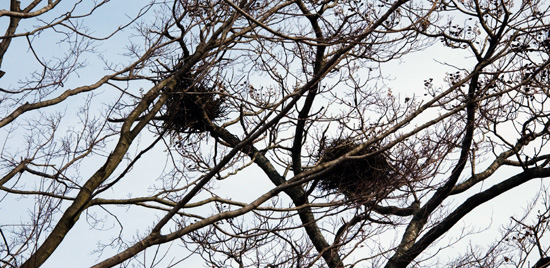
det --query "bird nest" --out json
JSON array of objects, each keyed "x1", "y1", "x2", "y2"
[
  {"x1": 315, "y1": 138, "x2": 399, "y2": 202},
  {"x1": 162, "y1": 76, "x2": 225, "y2": 134}
]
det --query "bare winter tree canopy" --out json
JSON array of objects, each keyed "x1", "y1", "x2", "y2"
[{"x1": 1, "y1": 0, "x2": 550, "y2": 267}]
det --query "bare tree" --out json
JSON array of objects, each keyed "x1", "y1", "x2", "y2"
[{"x1": 1, "y1": 0, "x2": 550, "y2": 267}]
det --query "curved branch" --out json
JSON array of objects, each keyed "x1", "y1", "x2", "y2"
[
  {"x1": 402, "y1": 166, "x2": 550, "y2": 266},
  {"x1": 0, "y1": 0, "x2": 61, "y2": 18}
]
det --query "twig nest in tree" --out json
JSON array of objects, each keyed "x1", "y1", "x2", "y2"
[
  {"x1": 315, "y1": 138, "x2": 400, "y2": 202},
  {"x1": 162, "y1": 76, "x2": 225, "y2": 134}
]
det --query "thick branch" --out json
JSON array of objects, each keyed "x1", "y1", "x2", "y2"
[
  {"x1": 397, "y1": 166, "x2": 550, "y2": 267},
  {"x1": 19, "y1": 78, "x2": 171, "y2": 268}
]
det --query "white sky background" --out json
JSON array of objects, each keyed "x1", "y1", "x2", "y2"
[
  {"x1": 381, "y1": 39, "x2": 550, "y2": 266},
  {"x1": 0, "y1": 1, "x2": 182, "y2": 267},
  {"x1": 1, "y1": 0, "x2": 549, "y2": 267}
]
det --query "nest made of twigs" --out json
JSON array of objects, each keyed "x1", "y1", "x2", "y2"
[
  {"x1": 315, "y1": 138, "x2": 399, "y2": 202},
  {"x1": 162, "y1": 76, "x2": 225, "y2": 134}
]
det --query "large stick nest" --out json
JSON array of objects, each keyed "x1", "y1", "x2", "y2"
[
  {"x1": 315, "y1": 138, "x2": 401, "y2": 202},
  {"x1": 162, "y1": 75, "x2": 225, "y2": 134}
]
